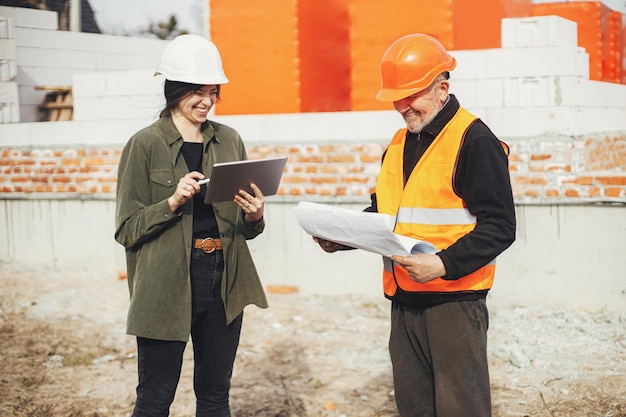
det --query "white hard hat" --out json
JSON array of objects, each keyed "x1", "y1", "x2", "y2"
[{"x1": 155, "y1": 34, "x2": 229, "y2": 85}]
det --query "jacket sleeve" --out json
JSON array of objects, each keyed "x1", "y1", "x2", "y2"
[
  {"x1": 114, "y1": 135, "x2": 180, "y2": 249},
  {"x1": 437, "y1": 121, "x2": 516, "y2": 280}
]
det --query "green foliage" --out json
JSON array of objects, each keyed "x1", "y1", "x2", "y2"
[{"x1": 145, "y1": 14, "x2": 189, "y2": 40}]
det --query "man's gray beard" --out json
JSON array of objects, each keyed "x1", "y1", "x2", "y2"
[
  {"x1": 406, "y1": 95, "x2": 450, "y2": 134},
  {"x1": 407, "y1": 111, "x2": 437, "y2": 134}
]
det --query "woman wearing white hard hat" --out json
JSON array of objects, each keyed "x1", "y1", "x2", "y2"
[{"x1": 115, "y1": 34, "x2": 268, "y2": 416}]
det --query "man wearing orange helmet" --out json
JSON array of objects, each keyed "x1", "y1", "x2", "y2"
[{"x1": 315, "y1": 34, "x2": 516, "y2": 416}]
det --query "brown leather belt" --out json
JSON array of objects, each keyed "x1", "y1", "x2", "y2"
[{"x1": 194, "y1": 238, "x2": 223, "y2": 253}]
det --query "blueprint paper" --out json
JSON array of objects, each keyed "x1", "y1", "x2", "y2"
[{"x1": 293, "y1": 201, "x2": 436, "y2": 257}]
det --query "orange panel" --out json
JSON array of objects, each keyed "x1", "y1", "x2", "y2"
[
  {"x1": 603, "y1": 10, "x2": 622, "y2": 83},
  {"x1": 453, "y1": 0, "x2": 502, "y2": 50},
  {"x1": 298, "y1": 0, "x2": 351, "y2": 112},
  {"x1": 532, "y1": 2, "x2": 604, "y2": 81},
  {"x1": 502, "y1": 0, "x2": 533, "y2": 18},
  {"x1": 349, "y1": 0, "x2": 454, "y2": 111},
  {"x1": 532, "y1": 1, "x2": 625, "y2": 84},
  {"x1": 453, "y1": 0, "x2": 531, "y2": 50},
  {"x1": 620, "y1": 14, "x2": 626, "y2": 84},
  {"x1": 210, "y1": 0, "x2": 300, "y2": 115},
  {"x1": 349, "y1": 0, "x2": 531, "y2": 111}
]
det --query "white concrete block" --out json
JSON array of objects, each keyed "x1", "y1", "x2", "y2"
[
  {"x1": 72, "y1": 70, "x2": 162, "y2": 98},
  {"x1": 449, "y1": 50, "x2": 488, "y2": 80},
  {"x1": 18, "y1": 104, "x2": 38, "y2": 123},
  {"x1": 0, "y1": 38, "x2": 16, "y2": 59},
  {"x1": 73, "y1": 96, "x2": 132, "y2": 120},
  {"x1": 71, "y1": 73, "x2": 108, "y2": 97},
  {"x1": 0, "y1": 101, "x2": 19, "y2": 123},
  {"x1": 17, "y1": 46, "x2": 98, "y2": 69},
  {"x1": 476, "y1": 78, "x2": 505, "y2": 107},
  {"x1": 0, "y1": 16, "x2": 15, "y2": 39},
  {"x1": 449, "y1": 79, "x2": 479, "y2": 108},
  {"x1": 73, "y1": 94, "x2": 163, "y2": 121},
  {"x1": 15, "y1": 27, "x2": 166, "y2": 55},
  {"x1": 580, "y1": 106, "x2": 626, "y2": 133},
  {"x1": 501, "y1": 16, "x2": 578, "y2": 48},
  {"x1": 484, "y1": 106, "x2": 585, "y2": 137},
  {"x1": 0, "y1": 6, "x2": 57, "y2": 30},
  {"x1": 583, "y1": 79, "x2": 626, "y2": 108},
  {"x1": 104, "y1": 71, "x2": 162, "y2": 96},
  {"x1": 485, "y1": 47, "x2": 589, "y2": 78},
  {"x1": 450, "y1": 79, "x2": 503, "y2": 109},
  {"x1": 504, "y1": 77, "x2": 550, "y2": 107},
  {"x1": 0, "y1": 81, "x2": 18, "y2": 101},
  {"x1": 15, "y1": 66, "x2": 78, "y2": 87},
  {"x1": 129, "y1": 94, "x2": 166, "y2": 119},
  {"x1": 0, "y1": 59, "x2": 17, "y2": 81},
  {"x1": 17, "y1": 84, "x2": 47, "y2": 106},
  {"x1": 503, "y1": 75, "x2": 584, "y2": 107}
]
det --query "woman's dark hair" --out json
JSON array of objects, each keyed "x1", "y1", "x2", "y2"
[{"x1": 159, "y1": 80, "x2": 221, "y2": 118}]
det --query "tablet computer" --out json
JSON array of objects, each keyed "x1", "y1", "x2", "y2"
[{"x1": 203, "y1": 156, "x2": 288, "y2": 204}]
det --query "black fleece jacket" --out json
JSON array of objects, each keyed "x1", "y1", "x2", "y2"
[{"x1": 367, "y1": 94, "x2": 516, "y2": 307}]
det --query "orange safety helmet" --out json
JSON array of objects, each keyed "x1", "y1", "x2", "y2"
[{"x1": 376, "y1": 34, "x2": 456, "y2": 102}]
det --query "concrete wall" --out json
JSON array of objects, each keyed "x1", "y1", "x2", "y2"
[{"x1": 1, "y1": 199, "x2": 624, "y2": 312}]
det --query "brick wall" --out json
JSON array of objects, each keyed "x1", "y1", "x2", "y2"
[
  {"x1": 2, "y1": 134, "x2": 625, "y2": 203},
  {"x1": 509, "y1": 134, "x2": 626, "y2": 201}
]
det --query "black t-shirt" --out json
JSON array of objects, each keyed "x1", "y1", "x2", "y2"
[{"x1": 180, "y1": 142, "x2": 220, "y2": 239}]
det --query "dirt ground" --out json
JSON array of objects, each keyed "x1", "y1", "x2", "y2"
[{"x1": 1, "y1": 263, "x2": 625, "y2": 417}]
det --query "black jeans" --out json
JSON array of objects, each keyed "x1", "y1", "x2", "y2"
[{"x1": 132, "y1": 250, "x2": 243, "y2": 417}]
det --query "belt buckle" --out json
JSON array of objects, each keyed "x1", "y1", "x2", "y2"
[{"x1": 200, "y1": 238, "x2": 217, "y2": 254}]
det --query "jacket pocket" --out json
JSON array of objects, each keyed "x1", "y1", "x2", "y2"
[{"x1": 150, "y1": 170, "x2": 176, "y2": 201}]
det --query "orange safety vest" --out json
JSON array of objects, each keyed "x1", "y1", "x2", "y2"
[{"x1": 376, "y1": 106, "x2": 496, "y2": 297}]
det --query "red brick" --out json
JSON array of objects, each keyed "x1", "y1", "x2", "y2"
[
  {"x1": 588, "y1": 187, "x2": 602, "y2": 197},
  {"x1": 341, "y1": 175, "x2": 369, "y2": 184},
  {"x1": 565, "y1": 189, "x2": 580, "y2": 197},
  {"x1": 62, "y1": 158, "x2": 81, "y2": 166},
  {"x1": 604, "y1": 187, "x2": 622, "y2": 197},
  {"x1": 524, "y1": 189, "x2": 540, "y2": 197},
  {"x1": 320, "y1": 165, "x2": 342, "y2": 174},
  {"x1": 596, "y1": 176, "x2": 626, "y2": 185},
  {"x1": 311, "y1": 176, "x2": 338, "y2": 184},
  {"x1": 515, "y1": 176, "x2": 548, "y2": 185},
  {"x1": 546, "y1": 164, "x2": 572, "y2": 173},
  {"x1": 282, "y1": 175, "x2": 308, "y2": 183},
  {"x1": 545, "y1": 189, "x2": 560, "y2": 197},
  {"x1": 530, "y1": 153, "x2": 552, "y2": 161},
  {"x1": 327, "y1": 154, "x2": 355, "y2": 163},
  {"x1": 295, "y1": 155, "x2": 324, "y2": 163},
  {"x1": 563, "y1": 176, "x2": 594, "y2": 185},
  {"x1": 359, "y1": 154, "x2": 381, "y2": 163}
]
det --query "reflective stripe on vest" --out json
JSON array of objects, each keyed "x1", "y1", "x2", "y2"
[{"x1": 376, "y1": 106, "x2": 496, "y2": 297}]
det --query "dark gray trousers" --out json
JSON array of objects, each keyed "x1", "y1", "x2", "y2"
[{"x1": 389, "y1": 299, "x2": 491, "y2": 417}]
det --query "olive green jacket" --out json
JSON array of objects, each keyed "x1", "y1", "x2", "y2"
[{"x1": 115, "y1": 115, "x2": 268, "y2": 342}]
